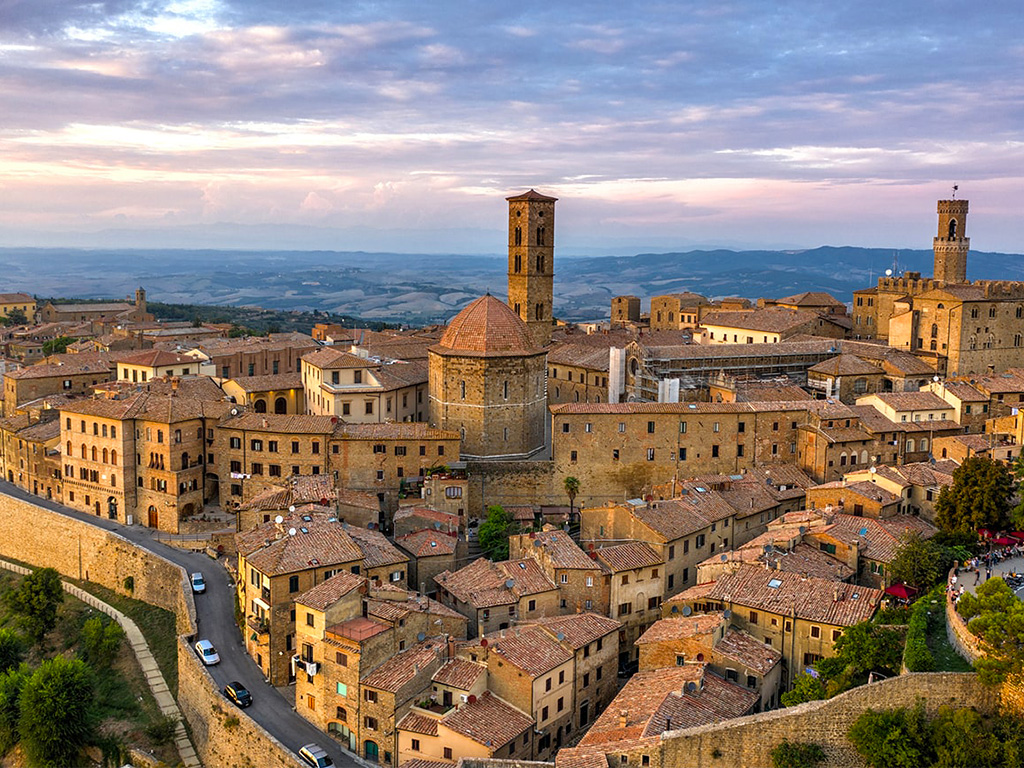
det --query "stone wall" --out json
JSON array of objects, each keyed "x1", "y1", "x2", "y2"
[
  {"x1": 657, "y1": 673, "x2": 995, "y2": 768},
  {"x1": 0, "y1": 493, "x2": 196, "y2": 635},
  {"x1": 466, "y1": 459, "x2": 557, "y2": 517},
  {"x1": 945, "y1": 590, "x2": 983, "y2": 664},
  {"x1": 0, "y1": 491, "x2": 306, "y2": 768},
  {"x1": 177, "y1": 637, "x2": 303, "y2": 768}
]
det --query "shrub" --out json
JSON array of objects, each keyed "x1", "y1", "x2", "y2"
[
  {"x1": 771, "y1": 740, "x2": 826, "y2": 768},
  {"x1": 904, "y1": 609, "x2": 934, "y2": 672},
  {"x1": 143, "y1": 714, "x2": 179, "y2": 745}
]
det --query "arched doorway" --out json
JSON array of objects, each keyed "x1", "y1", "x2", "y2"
[
  {"x1": 275, "y1": 397, "x2": 287, "y2": 414},
  {"x1": 107, "y1": 496, "x2": 118, "y2": 520},
  {"x1": 365, "y1": 741, "x2": 379, "y2": 763},
  {"x1": 148, "y1": 505, "x2": 158, "y2": 528},
  {"x1": 253, "y1": 399, "x2": 267, "y2": 413}
]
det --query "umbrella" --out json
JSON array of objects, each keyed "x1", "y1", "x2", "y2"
[
  {"x1": 993, "y1": 536, "x2": 1017, "y2": 546},
  {"x1": 884, "y1": 583, "x2": 918, "y2": 600}
]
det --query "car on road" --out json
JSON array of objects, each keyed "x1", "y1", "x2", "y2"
[
  {"x1": 224, "y1": 681, "x2": 252, "y2": 708},
  {"x1": 195, "y1": 639, "x2": 220, "y2": 666},
  {"x1": 190, "y1": 572, "x2": 206, "y2": 593},
  {"x1": 298, "y1": 743, "x2": 334, "y2": 768}
]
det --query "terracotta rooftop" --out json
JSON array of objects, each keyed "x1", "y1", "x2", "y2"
[
  {"x1": 432, "y1": 658, "x2": 485, "y2": 690},
  {"x1": 345, "y1": 525, "x2": 409, "y2": 568},
  {"x1": 296, "y1": 572, "x2": 367, "y2": 611},
  {"x1": 117, "y1": 349, "x2": 195, "y2": 368},
  {"x1": 936, "y1": 381, "x2": 988, "y2": 402},
  {"x1": 773, "y1": 291, "x2": 846, "y2": 308},
  {"x1": 441, "y1": 691, "x2": 534, "y2": 748},
  {"x1": 395, "y1": 713, "x2": 439, "y2": 737},
  {"x1": 361, "y1": 639, "x2": 443, "y2": 693},
  {"x1": 807, "y1": 354, "x2": 885, "y2": 377},
  {"x1": 333, "y1": 422, "x2": 459, "y2": 441},
  {"x1": 715, "y1": 629, "x2": 782, "y2": 676},
  {"x1": 669, "y1": 563, "x2": 882, "y2": 626},
  {"x1": 227, "y1": 372, "x2": 303, "y2": 391},
  {"x1": 635, "y1": 615, "x2": 725, "y2": 645},
  {"x1": 507, "y1": 189, "x2": 557, "y2": 201},
  {"x1": 7, "y1": 361, "x2": 111, "y2": 380},
  {"x1": 222, "y1": 412, "x2": 337, "y2": 434},
  {"x1": 435, "y1": 558, "x2": 557, "y2": 608},
  {"x1": 237, "y1": 511, "x2": 366, "y2": 575},
  {"x1": 524, "y1": 613, "x2": 621, "y2": 649},
  {"x1": 518, "y1": 530, "x2": 603, "y2": 571},
  {"x1": 861, "y1": 391, "x2": 952, "y2": 412},
  {"x1": 302, "y1": 347, "x2": 376, "y2": 370},
  {"x1": 486, "y1": 625, "x2": 573, "y2": 677},
  {"x1": 395, "y1": 529, "x2": 459, "y2": 558},
  {"x1": 434, "y1": 295, "x2": 541, "y2": 357},
  {"x1": 595, "y1": 542, "x2": 664, "y2": 572},
  {"x1": 820, "y1": 513, "x2": 937, "y2": 564},
  {"x1": 0, "y1": 293, "x2": 33, "y2": 303},
  {"x1": 701, "y1": 308, "x2": 824, "y2": 334}
]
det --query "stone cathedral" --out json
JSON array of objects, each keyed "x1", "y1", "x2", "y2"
[{"x1": 852, "y1": 196, "x2": 1024, "y2": 377}]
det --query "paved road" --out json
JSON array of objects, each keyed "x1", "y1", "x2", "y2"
[
  {"x1": 960, "y1": 553, "x2": 1024, "y2": 597},
  {"x1": 0, "y1": 481, "x2": 359, "y2": 768}
]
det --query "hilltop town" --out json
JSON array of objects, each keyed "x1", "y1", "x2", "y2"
[{"x1": 1, "y1": 190, "x2": 1022, "y2": 768}]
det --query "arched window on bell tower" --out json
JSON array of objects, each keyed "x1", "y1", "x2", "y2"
[
  {"x1": 514, "y1": 226, "x2": 522, "y2": 246},
  {"x1": 948, "y1": 219, "x2": 958, "y2": 239},
  {"x1": 536, "y1": 254, "x2": 544, "y2": 272},
  {"x1": 536, "y1": 227, "x2": 545, "y2": 246},
  {"x1": 514, "y1": 254, "x2": 521, "y2": 273}
]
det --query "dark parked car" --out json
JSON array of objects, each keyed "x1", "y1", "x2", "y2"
[{"x1": 224, "y1": 681, "x2": 252, "y2": 708}]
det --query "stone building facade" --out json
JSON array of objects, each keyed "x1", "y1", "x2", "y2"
[{"x1": 428, "y1": 295, "x2": 547, "y2": 460}]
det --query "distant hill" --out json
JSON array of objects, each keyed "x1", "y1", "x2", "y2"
[{"x1": 1, "y1": 246, "x2": 1020, "y2": 325}]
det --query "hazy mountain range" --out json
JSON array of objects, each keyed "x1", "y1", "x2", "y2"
[{"x1": 2, "y1": 246, "x2": 1020, "y2": 325}]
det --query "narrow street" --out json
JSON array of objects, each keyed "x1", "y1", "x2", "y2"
[{"x1": 0, "y1": 481, "x2": 359, "y2": 768}]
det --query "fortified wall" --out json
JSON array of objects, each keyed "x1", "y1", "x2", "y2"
[{"x1": 0, "y1": 492, "x2": 302, "y2": 768}]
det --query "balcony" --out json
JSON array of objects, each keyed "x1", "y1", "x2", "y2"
[
  {"x1": 246, "y1": 616, "x2": 270, "y2": 636},
  {"x1": 292, "y1": 655, "x2": 320, "y2": 676}
]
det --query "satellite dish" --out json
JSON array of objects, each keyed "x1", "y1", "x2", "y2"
[
  {"x1": 885, "y1": 269, "x2": 893, "y2": 276},
  {"x1": 723, "y1": 609, "x2": 732, "y2": 619},
  {"x1": 288, "y1": 528, "x2": 297, "y2": 536},
  {"x1": 720, "y1": 554, "x2": 728, "y2": 562},
  {"x1": 504, "y1": 579, "x2": 515, "y2": 588},
  {"x1": 274, "y1": 515, "x2": 284, "y2": 524},
  {"x1": 685, "y1": 682, "x2": 697, "y2": 693},
  {"x1": 798, "y1": 526, "x2": 806, "y2": 535},
  {"x1": 763, "y1": 544, "x2": 772, "y2": 554},
  {"x1": 869, "y1": 466, "x2": 877, "y2": 474},
  {"x1": 417, "y1": 632, "x2": 426, "y2": 641},
  {"x1": 682, "y1": 606, "x2": 692, "y2": 616},
  {"x1": 434, "y1": 522, "x2": 441, "y2": 530},
  {"x1": 859, "y1": 527, "x2": 869, "y2": 537},
  {"x1": 288, "y1": 505, "x2": 296, "y2": 513},
  {"x1": 671, "y1": 606, "x2": 678, "y2": 613},
  {"x1": 556, "y1": 632, "x2": 566, "y2": 641},
  {"x1": 480, "y1": 638, "x2": 488, "y2": 647},
  {"x1": 230, "y1": 407, "x2": 238, "y2": 415}
]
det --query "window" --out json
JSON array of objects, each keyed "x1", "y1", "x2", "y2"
[
  {"x1": 364, "y1": 716, "x2": 378, "y2": 730},
  {"x1": 647, "y1": 421, "x2": 655, "y2": 434},
  {"x1": 444, "y1": 748, "x2": 453, "y2": 760},
  {"x1": 268, "y1": 440, "x2": 278, "y2": 453},
  {"x1": 229, "y1": 437, "x2": 241, "y2": 449},
  {"x1": 618, "y1": 603, "x2": 632, "y2": 616},
  {"x1": 364, "y1": 690, "x2": 378, "y2": 703},
  {"x1": 749, "y1": 610, "x2": 758, "y2": 625},
  {"x1": 647, "y1": 448, "x2": 655, "y2": 461},
  {"x1": 312, "y1": 441, "x2": 320, "y2": 454},
  {"x1": 528, "y1": 599, "x2": 536, "y2": 611},
  {"x1": 289, "y1": 575, "x2": 299, "y2": 592},
  {"x1": 810, "y1": 625, "x2": 821, "y2": 639},
  {"x1": 711, "y1": 445, "x2": 719, "y2": 458},
  {"x1": 291, "y1": 441, "x2": 300, "y2": 453},
  {"x1": 336, "y1": 652, "x2": 348, "y2": 667},
  {"x1": 306, "y1": 613, "x2": 314, "y2": 627},
  {"x1": 678, "y1": 447, "x2": 687, "y2": 461}
]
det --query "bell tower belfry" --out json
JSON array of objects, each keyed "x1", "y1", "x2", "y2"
[
  {"x1": 933, "y1": 198, "x2": 969, "y2": 284},
  {"x1": 507, "y1": 189, "x2": 556, "y2": 347}
]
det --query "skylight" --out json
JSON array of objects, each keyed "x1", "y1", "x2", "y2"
[{"x1": 768, "y1": 578, "x2": 783, "y2": 589}]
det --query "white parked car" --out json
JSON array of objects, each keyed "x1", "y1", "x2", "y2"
[
  {"x1": 190, "y1": 572, "x2": 206, "y2": 594},
  {"x1": 195, "y1": 639, "x2": 220, "y2": 665}
]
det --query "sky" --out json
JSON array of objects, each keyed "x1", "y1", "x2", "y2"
[{"x1": 1, "y1": 0, "x2": 1023, "y2": 254}]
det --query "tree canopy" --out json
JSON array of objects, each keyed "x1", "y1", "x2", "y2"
[
  {"x1": 934, "y1": 456, "x2": 1014, "y2": 536},
  {"x1": 19, "y1": 657, "x2": 94, "y2": 768},
  {"x1": 957, "y1": 577, "x2": 1024, "y2": 684},
  {"x1": 6, "y1": 569, "x2": 63, "y2": 643},
  {"x1": 478, "y1": 505, "x2": 516, "y2": 561},
  {"x1": 890, "y1": 533, "x2": 955, "y2": 591}
]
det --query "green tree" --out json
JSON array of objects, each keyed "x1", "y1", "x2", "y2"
[
  {"x1": 780, "y1": 673, "x2": 826, "y2": 707},
  {"x1": 478, "y1": 505, "x2": 515, "y2": 561},
  {"x1": 6, "y1": 568, "x2": 64, "y2": 643},
  {"x1": 935, "y1": 456, "x2": 1014, "y2": 536},
  {"x1": 848, "y1": 704, "x2": 933, "y2": 768},
  {"x1": 832, "y1": 622, "x2": 905, "y2": 679},
  {"x1": 19, "y1": 657, "x2": 95, "y2": 767},
  {"x1": 564, "y1": 476, "x2": 580, "y2": 520},
  {"x1": 1, "y1": 308, "x2": 28, "y2": 327},
  {"x1": 41, "y1": 336, "x2": 73, "y2": 356},
  {"x1": 890, "y1": 533, "x2": 954, "y2": 590},
  {"x1": 957, "y1": 577, "x2": 1024, "y2": 683},
  {"x1": 0, "y1": 630, "x2": 22, "y2": 675},
  {"x1": 0, "y1": 666, "x2": 29, "y2": 755},
  {"x1": 80, "y1": 617, "x2": 124, "y2": 670},
  {"x1": 770, "y1": 740, "x2": 826, "y2": 768},
  {"x1": 930, "y1": 705, "x2": 1004, "y2": 768}
]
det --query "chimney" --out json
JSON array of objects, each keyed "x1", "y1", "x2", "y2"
[
  {"x1": 834, "y1": 587, "x2": 841, "y2": 602},
  {"x1": 619, "y1": 711, "x2": 628, "y2": 728}
]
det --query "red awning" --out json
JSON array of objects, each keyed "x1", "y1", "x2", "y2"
[
  {"x1": 993, "y1": 537, "x2": 1017, "y2": 546},
  {"x1": 1010, "y1": 532, "x2": 1024, "y2": 541},
  {"x1": 885, "y1": 583, "x2": 918, "y2": 600},
  {"x1": 978, "y1": 528, "x2": 995, "y2": 538}
]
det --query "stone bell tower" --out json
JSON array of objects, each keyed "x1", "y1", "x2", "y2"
[
  {"x1": 507, "y1": 189, "x2": 556, "y2": 347},
  {"x1": 933, "y1": 198, "x2": 969, "y2": 284}
]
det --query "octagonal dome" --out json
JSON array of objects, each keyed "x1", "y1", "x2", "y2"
[{"x1": 436, "y1": 295, "x2": 542, "y2": 357}]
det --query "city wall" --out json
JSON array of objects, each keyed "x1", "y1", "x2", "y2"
[
  {"x1": 0, "y1": 492, "x2": 302, "y2": 768},
  {"x1": 656, "y1": 673, "x2": 995, "y2": 768}
]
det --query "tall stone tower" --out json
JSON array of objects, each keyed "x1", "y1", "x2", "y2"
[
  {"x1": 507, "y1": 189, "x2": 556, "y2": 347},
  {"x1": 933, "y1": 199, "x2": 969, "y2": 284}
]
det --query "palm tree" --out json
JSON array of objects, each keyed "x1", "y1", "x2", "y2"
[{"x1": 564, "y1": 476, "x2": 580, "y2": 524}]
